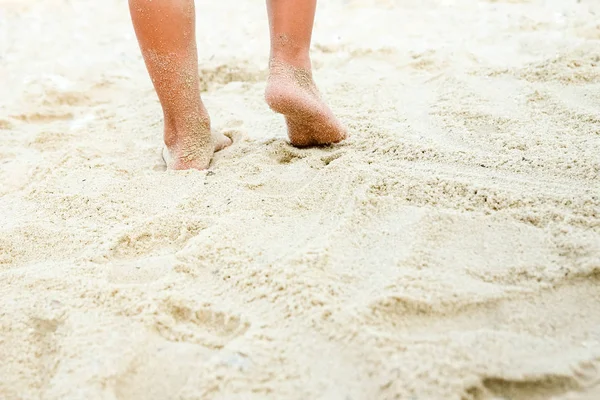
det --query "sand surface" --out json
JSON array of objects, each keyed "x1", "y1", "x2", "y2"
[{"x1": 1, "y1": 0, "x2": 600, "y2": 399}]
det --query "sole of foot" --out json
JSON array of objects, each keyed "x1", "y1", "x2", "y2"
[{"x1": 265, "y1": 61, "x2": 348, "y2": 147}]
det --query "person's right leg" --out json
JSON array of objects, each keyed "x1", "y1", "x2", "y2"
[
  {"x1": 129, "y1": 0, "x2": 231, "y2": 170},
  {"x1": 265, "y1": 0, "x2": 347, "y2": 147}
]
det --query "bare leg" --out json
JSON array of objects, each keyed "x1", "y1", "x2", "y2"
[
  {"x1": 128, "y1": 0, "x2": 231, "y2": 170},
  {"x1": 265, "y1": 0, "x2": 347, "y2": 147}
]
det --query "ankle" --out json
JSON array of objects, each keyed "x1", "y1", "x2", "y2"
[
  {"x1": 163, "y1": 112, "x2": 211, "y2": 149},
  {"x1": 269, "y1": 51, "x2": 312, "y2": 72}
]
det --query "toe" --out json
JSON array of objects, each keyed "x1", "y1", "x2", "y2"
[
  {"x1": 162, "y1": 146, "x2": 175, "y2": 169},
  {"x1": 214, "y1": 133, "x2": 233, "y2": 152}
]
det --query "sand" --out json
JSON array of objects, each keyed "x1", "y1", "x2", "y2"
[{"x1": 1, "y1": 0, "x2": 599, "y2": 398}]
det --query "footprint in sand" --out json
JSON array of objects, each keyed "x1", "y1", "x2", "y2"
[
  {"x1": 11, "y1": 111, "x2": 74, "y2": 124},
  {"x1": 153, "y1": 299, "x2": 250, "y2": 349},
  {"x1": 198, "y1": 62, "x2": 267, "y2": 91},
  {"x1": 0, "y1": 118, "x2": 14, "y2": 130},
  {"x1": 464, "y1": 357, "x2": 600, "y2": 400},
  {"x1": 103, "y1": 216, "x2": 210, "y2": 262}
]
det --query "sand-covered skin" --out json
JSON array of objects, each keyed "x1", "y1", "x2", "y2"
[{"x1": 1, "y1": 0, "x2": 599, "y2": 399}]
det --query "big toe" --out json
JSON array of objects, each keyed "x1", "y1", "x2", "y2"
[{"x1": 214, "y1": 132, "x2": 233, "y2": 151}]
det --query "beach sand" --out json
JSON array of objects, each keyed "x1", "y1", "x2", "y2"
[{"x1": 1, "y1": 0, "x2": 600, "y2": 398}]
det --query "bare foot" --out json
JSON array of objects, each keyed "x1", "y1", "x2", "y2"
[
  {"x1": 162, "y1": 116, "x2": 232, "y2": 170},
  {"x1": 265, "y1": 61, "x2": 347, "y2": 147}
]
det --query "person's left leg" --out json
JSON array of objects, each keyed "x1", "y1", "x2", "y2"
[{"x1": 129, "y1": 0, "x2": 231, "y2": 170}]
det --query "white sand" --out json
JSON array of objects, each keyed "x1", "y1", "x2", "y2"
[{"x1": 1, "y1": 0, "x2": 600, "y2": 398}]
